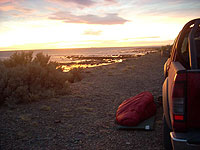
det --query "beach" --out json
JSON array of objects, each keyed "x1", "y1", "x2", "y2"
[{"x1": 0, "y1": 52, "x2": 167, "y2": 150}]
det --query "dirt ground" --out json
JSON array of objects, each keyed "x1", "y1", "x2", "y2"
[{"x1": 0, "y1": 52, "x2": 167, "y2": 150}]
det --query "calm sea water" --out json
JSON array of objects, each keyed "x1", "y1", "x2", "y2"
[
  {"x1": 0, "y1": 47, "x2": 159, "y2": 71},
  {"x1": 0, "y1": 47, "x2": 158, "y2": 63}
]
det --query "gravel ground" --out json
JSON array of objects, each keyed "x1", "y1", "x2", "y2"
[{"x1": 0, "y1": 52, "x2": 167, "y2": 150}]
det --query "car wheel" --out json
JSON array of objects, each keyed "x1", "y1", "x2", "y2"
[{"x1": 163, "y1": 115, "x2": 172, "y2": 150}]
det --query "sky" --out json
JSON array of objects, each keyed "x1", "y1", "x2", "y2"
[{"x1": 0, "y1": 0, "x2": 199, "y2": 51}]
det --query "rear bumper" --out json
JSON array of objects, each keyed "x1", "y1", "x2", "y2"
[{"x1": 170, "y1": 132, "x2": 200, "y2": 150}]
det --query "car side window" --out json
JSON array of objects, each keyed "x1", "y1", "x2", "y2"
[
  {"x1": 195, "y1": 31, "x2": 200, "y2": 68},
  {"x1": 179, "y1": 33, "x2": 190, "y2": 69},
  {"x1": 170, "y1": 37, "x2": 178, "y2": 61}
]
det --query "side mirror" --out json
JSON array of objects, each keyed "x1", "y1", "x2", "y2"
[{"x1": 164, "y1": 58, "x2": 170, "y2": 78}]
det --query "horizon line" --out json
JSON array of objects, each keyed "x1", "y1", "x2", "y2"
[{"x1": 0, "y1": 45, "x2": 166, "y2": 52}]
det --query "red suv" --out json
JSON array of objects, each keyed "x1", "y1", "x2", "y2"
[{"x1": 162, "y1": 18, "x2": 200, "y2": 150}]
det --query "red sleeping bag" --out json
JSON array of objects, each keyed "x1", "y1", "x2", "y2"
[{"x1": 116, "y1": 91, "x2": 156, "y2": 126}]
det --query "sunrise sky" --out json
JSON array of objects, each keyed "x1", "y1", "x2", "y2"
[{"x1": 0, "y1": 0, "x2": 199, "y2": 51}]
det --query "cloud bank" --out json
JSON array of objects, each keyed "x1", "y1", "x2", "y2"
[
  {"x1": 49, "y1": 12, "x2": 128, "y2": 25},
  {"x1": 46, "y1": 0, "x2": 96, "y2": 7}
]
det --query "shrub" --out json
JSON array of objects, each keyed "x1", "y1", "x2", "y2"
[
  {"x1": 68, "y1": 67, "x2": 83, "y2": 83},
  {"x1": 0, "y1": 51, "x2": 82, "y2": 106},
  {"x1": 3, "y1": 51, "x2": 33, "y2": 67},
  {"x1": 33, "y1": 52, "x2": 51, "y2": 67}
]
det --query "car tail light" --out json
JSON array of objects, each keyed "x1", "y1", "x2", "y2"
[
  {"x1": 171, "y1": 73, "x2": 187, "y2": 131},
  {"x1": 174, "y1": 115, "x2": 184, "y2": 120}
]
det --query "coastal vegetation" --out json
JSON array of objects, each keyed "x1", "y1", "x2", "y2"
[
  {"x1": 160, "y1": 45, "x2": 172, "y2": 57},
  {"x1": 0, "y1": 51, "x2": 82, "y2": 106}
]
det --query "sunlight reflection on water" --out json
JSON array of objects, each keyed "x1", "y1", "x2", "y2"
[{"x1": 60, "y1": 58, "x2": 123, "y2": 72}]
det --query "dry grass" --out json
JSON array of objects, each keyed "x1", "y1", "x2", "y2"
[
  {"x1": 31, "y1": 121, "x2": 38, "y2": 126},
  {"x1": 62, "y1": 108, "x2": 71, "y2": 112},
  {"x1": 51, "y1": 98, "x2": 61, "y2": 102},
  {"x1": 107, "y1": 71, "x2": 113, "y2": 76},
  {"x1": 109, "y1": 65, "x2": 117, "y2": 69},
  {"x1": 62, "y1": 114, "x2": 74, "y2": 118},
  {"x1": 40, "y1": 105, "x2": 51, "y2": 111},
  {"x1": 84, "y1": 70, "x2": 91, "y2": 73},
  {"x1": 19, "y1": 114, "x2": 32, "y2": 121},
  {"x1": 122, "y1": 65, "x2": 134, "y2": 72},
  {"x1": 76, "y1": 106, "x2": 94, "y2": 112}
]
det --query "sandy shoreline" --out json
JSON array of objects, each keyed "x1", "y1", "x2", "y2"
[
  {"x1": 57, "y1": 51, "x2": 154, "y2": 72},
  {"x1": 0, "y1": 52, "x2": 167, "y2": 150}
]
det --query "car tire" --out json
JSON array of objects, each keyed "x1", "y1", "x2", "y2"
[{"x1": 163, "y1": 115, "x2": 173, "y2": 150}]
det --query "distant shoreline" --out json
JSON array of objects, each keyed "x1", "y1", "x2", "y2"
[
  {"x1": 0, "y1": 46, "x2": 159, "y2": 61},
  {"x1": 0, "y1": 47, "x2": 159, "y2": 72},
  {"x1": 0, "y1": 45, "x2": 161, "y2": 52}
]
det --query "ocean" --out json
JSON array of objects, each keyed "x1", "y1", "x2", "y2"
[{"x1": 0, "y1": 47, "x2": 159, "y2": 71}]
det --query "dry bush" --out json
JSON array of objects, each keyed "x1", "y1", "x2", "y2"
[
  {"x1": 2, "y1": 51, "x2": 33, "y2": 67},
  {"x1": 0, "y1": 51, "x2": 82, "y2": 106},
  {"x1": 68, "y1": 67, "x2": 83, "y2": 83}
]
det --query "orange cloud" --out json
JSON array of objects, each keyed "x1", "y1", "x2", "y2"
[
  {"x1": 0, "y1": 0, "x2": 34, "y2": 14},
  {"x1": 0, "y1": 4, "x2": 34, "y2": 14},
  {"x1": 45, "y1": 6, "x2": 61, "y2": 12},
  {"x1": 0, "y1": 5, "x2": 15, "y2": 11},
  {"x1": 0, "y1": 0, "x2": 12, "y2": 4},
  {"x1": 83, "y1": 30, "x2": 102, "y2": 36}
]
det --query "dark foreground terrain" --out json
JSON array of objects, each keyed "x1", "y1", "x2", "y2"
[{"x1": 0, "y1": 52, "x2": 167, "y2": 150}]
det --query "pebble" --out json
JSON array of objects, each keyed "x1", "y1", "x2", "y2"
[{"x1": 54, "y1": 120, "x2": 61, "y2": 123}]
